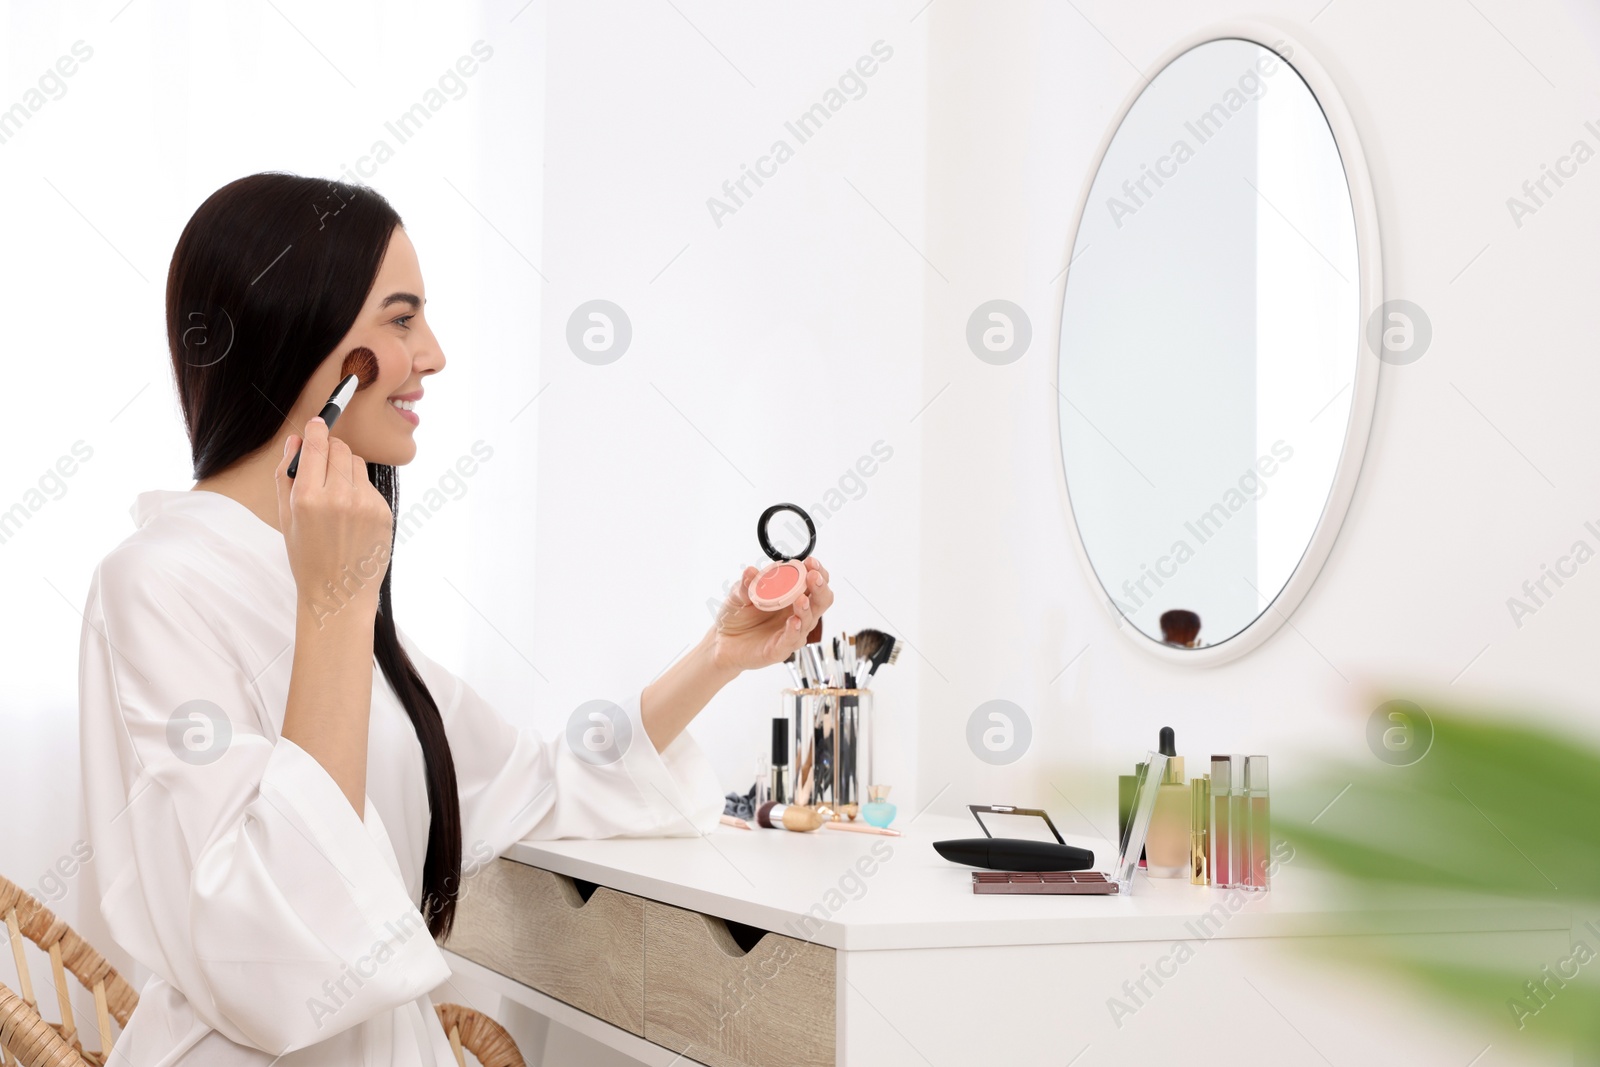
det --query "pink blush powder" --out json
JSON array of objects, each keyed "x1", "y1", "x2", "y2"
[{"x1": 749, "y1": 561, "x2": 805, "y2": 610}]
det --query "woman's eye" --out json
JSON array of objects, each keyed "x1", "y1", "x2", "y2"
[{"x1": 393, "y1": 314, "x2": 414, "y2": 329}]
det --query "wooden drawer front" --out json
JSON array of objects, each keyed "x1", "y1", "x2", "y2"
[
  {"x1": 444, "y1": 858, "x2": 645, "y2": 1034},
  {"x1": 643, "y1": 900, "x2": 835, "y2": 1067}
]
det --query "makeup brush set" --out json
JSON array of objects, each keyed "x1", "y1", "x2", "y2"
[
  {"x1": 753, "y1": 626, "x2": 901, "y2": 831},
  {"x1": 783, "y1": 627, "x2": 900, "y2": 691},
  {"x1": 732, "y1": 504, "x2": 904, "y2": 832}
]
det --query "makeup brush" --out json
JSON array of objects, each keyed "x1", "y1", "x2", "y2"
[
  {"x1": 822, "y1": 820, "x2": 900, "y2": 838},
  {"x1": 784, "y1": 651, "x2": 805, "y2": 689},
  {"x1": 801, "y1": 644, "x2": 826, "y2": 688},
  {"x1": 756, "y1": 801, "x2": 824, "y2": 832},
  {"x1": 287, "y1": 347, "x2": 380, "y2": 478},
  {"x1": 854, "y1": 628, "x2": 902, "y2": 689},
  {"x1": 853, "y1": 628, "x2": 886, "y2": 672}
]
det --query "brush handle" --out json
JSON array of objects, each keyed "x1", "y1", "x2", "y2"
[
  {"x1": 287, "y1": 374, "x2": 359, "y2": 479},
  {"x1": 822, "y1": 820, "x2": 900, "y2": 837}
]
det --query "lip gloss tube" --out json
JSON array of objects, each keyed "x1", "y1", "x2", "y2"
[
  {"x1": 1244, "y1": 755, "x2": 1271, "y2": 891},
  {"x1": 1227, "y1": 752, "x2": 1248, "y2": 888},
  {"x1": 1191, "y1": 774, "x2": 1210, "y2": 885},
  {"x1": 1209, "y1": 756, "x2": 1232, "y2": 888}
]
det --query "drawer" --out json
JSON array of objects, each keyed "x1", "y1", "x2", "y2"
[
  {"x1": 643, "y1": 899, "x2": 835, "y2": 1067},
  {"x1": 443, "y1": 858, "x2": 645, "y2": 1035}
]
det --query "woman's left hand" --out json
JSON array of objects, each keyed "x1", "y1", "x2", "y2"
[{"x1": 708, "y1": 557, "x2": 834, "y2": 673}]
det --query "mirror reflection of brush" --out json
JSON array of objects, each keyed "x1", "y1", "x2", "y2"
[
  {"x1": 286, "y1": 346, "x2": 380, "y2": 478},
  {"x1": 853, "y1": 628, "x2": 901, "y2": 689}
]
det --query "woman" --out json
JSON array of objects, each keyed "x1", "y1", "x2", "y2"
[{"x1": 77, "y1": 172, "x2": 832, "y2": 1065}]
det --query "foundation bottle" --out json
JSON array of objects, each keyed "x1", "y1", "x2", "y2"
[{"x1": 1145, "y1": 727, "x2": 1190, "y2": 877}]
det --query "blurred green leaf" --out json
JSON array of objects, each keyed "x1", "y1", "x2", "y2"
[{"x1": 1278, "y1": 702, "x2": 1600, "y2": 1053}]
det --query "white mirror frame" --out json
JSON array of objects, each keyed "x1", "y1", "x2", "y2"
[{"x1": 1055, "y1": 21, "x2": 1382, "y2": 667}]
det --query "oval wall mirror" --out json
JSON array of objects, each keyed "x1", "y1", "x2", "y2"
[{"x1": 1056, "y1": 29, "x2": 1380, "y2": 665}]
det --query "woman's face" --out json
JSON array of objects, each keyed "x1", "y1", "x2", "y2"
[{"x1": 292, "y1": 225, "x2": 444, "y2": 467}]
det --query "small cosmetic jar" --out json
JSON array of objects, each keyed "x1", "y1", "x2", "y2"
[{"x1": 748, "y1": 503, "x2": 816, "y2": 611}]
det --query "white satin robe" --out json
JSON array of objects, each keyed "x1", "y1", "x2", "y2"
[{"x1": 77, "y1": 489, "x2": 723, "y2": 1066}]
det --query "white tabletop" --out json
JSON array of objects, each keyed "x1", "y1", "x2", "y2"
[{"x1": 505, "y1": 813, "x2": 1569, "y2": 951}]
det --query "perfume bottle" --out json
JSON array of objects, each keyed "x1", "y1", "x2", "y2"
[
  {"x1": 1145, "y1": 727, "x2": 1189, "y2": 878},
  {"x1": 1243, "y1": 755, "x2": 1271, "y2": 891},
  {"x1": 861, "y1": 785, "x2": 897, "y2": 828}
]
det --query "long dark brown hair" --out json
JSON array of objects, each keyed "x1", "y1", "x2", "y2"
[{"x1": 165, "y1": 172, "x2": 463, "y2": 939}]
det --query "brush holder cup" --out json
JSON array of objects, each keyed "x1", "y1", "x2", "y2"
[{"x1": 783, "y1": 687, "x2": 873, "y2": 821}]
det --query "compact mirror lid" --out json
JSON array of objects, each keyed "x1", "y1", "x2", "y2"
[{"x1": 757, "y1": 502, "x2": 816, "y2": 562}]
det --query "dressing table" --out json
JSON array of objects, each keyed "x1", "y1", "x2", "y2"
[{"x1": 441, "y1": 814, "x2": 1568, "y2": 1066}]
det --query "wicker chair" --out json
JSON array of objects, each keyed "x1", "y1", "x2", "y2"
[{"x1": 0, "y1": 874, "x2": 523, "y2": 1067}]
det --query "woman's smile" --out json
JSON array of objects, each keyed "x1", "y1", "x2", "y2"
[{"x1": 388, "y1": 388, "x2": 422, "y2": 426}]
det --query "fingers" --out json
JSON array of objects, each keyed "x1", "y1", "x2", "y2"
[
  {"x1": 787, "y1": 590, "x2": 818, "y2": 640},
  {"x1": 274, "y1": 433, "x2": 299, "y2": 526},
  {"x1": 325, "y1": 434, "x2": 355, "y2": 489},
  {"x1": 727, "y1": 566, "x2": 758, "y2": 609},
  {"x1": 296, "y1": 416, "x2": 329, "y2": 485},
  {"x1": 809, "y1": 579, "x2": 835, "y2": 617},
  {"x1": 803, "y1": 556, "x2": 830, "y2": 585}
]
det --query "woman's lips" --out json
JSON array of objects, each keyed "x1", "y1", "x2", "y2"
[{"x1": 388, "y1": 398, "x2": 420, "y2": 426}]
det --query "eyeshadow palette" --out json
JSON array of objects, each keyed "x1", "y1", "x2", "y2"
[{"x1": 971, "y1": 871, "x2": 1118, "y2": 895}]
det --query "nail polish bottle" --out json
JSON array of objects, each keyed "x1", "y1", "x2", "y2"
[{"x1": 1145, "y1": 727, "x2": 1190, "y2": 878}]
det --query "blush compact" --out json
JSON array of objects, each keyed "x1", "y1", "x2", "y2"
[{"x1": 748, "y1": 503, "x2": 816, "y2": 611}]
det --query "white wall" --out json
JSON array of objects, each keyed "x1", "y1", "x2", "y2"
[
  {"x1": 916, "y1": 0, "x2": 1600, "y2": 846},
  {"x1": 527, "y1": 3, "x2": 926, "y2": 802}
]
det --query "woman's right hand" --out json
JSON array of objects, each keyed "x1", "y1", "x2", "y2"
[{"x1": 273, "y1": 416, "x2": 394, "y2": 624}]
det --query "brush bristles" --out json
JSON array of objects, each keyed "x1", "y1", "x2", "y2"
[
  {"x1": 883, "y1": 640, "x2": 901, "y2": 666},
  {"x1": 854, "y1": 627, "x2": 889, "y2": 666},
  {"x1": 339, "y1": 346, "x2": 380, "y2": 389}
]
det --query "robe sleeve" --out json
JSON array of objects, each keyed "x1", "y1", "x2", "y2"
[
  {"x1": 394, "y1": 628, "x2": 724, "y2": 861},
  {"x1": 77, "y1": 545, "x2": 450, "y2": 1056}
]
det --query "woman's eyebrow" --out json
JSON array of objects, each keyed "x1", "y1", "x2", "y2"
[{"x1": 379, "y1": 292, "x2": 424, "y2": 310}]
